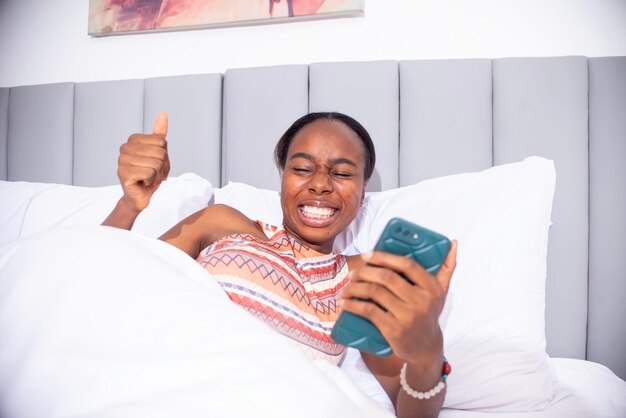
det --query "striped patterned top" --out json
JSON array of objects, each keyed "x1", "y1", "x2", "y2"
[{"x1": 196, "y1": 222, "x2": 349, "y2": 365}]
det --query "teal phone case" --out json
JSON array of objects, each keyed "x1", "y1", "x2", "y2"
[{"x1": 331, "y1": 218, "x2": 451, "y2": 357}]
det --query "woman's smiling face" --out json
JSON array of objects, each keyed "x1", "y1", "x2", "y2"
[{"x1": 280, "y1": 119, "x2": 367, "y2": 254}]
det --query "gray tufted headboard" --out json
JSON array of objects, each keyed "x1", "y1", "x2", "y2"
[{"x1": 1, "y1": 56, "x2": 625, "y2": 379}]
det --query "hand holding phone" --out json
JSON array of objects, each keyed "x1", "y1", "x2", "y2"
[{"x1": 331, "y1": 218, "x2": 452, "y2": 356}]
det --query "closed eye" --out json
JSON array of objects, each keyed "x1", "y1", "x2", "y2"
[{"x1": 331, "y1": 171, "x2": 353, "y2": 178}]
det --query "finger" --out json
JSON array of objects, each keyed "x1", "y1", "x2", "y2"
[
  {"x1": 162, "y1": 149, "x2": 171, "y2": 179},
  {"x1": 361, "y1": 251, "x2": 439, "y2": 292},
  {"x1": 152, "y1": 112, "x2": 168, "y2": 137},
  {"x1": 121, "y1": 142, "x2": 168, "y2": 161},
  {"x1": 123, "y1": 133, "x2": 169, "y2": 180},
  {"x1": 119, "y1": 153, "x2": 168, "y2": 173},
  {"x1": 118, "y1": 165, "x2": 158, "y2": 187},
  {"x1": 351, "y1": 264, "x2": 416, "y2": 303},
  {"x1": 127, "y1": 134, "x2": 167, "y2": 148},
  {"x1": 436, "y1": 239, "x2": 458, "y2": 294},
  {"x1": 339, "y1": 297, "x2": 396, "y2": 334},
  {"x1": 341, "y1": 282, "x2": 412, "y2": 319}
]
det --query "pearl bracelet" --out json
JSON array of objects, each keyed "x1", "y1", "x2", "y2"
[{"x1": 399, "y1": 358, "x2": 451, "y2": 400}]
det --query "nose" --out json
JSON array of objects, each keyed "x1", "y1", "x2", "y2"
[{"x1": 308, "y1": 171, "x2": 332, "y2": 195}]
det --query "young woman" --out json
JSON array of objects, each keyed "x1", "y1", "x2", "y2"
[{"x1": 103, "y1": 111, "x2": 458, "y2": 418}]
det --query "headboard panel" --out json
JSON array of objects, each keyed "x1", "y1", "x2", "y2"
[
  {"x1": 1, "y1": 56, "x2": 625, "y2": 379},
  {"x1": 74, "y1": 79, "x2": 144, "y2": 187},
  {"x1": 399, "y1": 59, "x2": 493, "y2": 184},
  {"x1": 0, "y1": 88, "x2": 8, "y2": 181},
  {"x1": 72, "y1": 76, "x2": 224, "y2": 187},
  {"x1": 493, "y1": 56, "x2": 590, "y2": 359},
  {"x1": 8, "y1": 83, "x2": 74, "y2": 184},
  {"x1": 588, "y1": 56, "x2": 626, "y2": 378},
  {"x1": 309, "y1": 60, "x2": 399, "y2": 192},
  {"x1": 223, "y1": 65, "x2": 308, "y2": 190},
  {"x1": 143, "y1": 74, "x2": 222, "y2": 185}
]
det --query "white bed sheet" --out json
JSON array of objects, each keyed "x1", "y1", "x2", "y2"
[
  {"x1": 438, "y1": 358, "x2": 626, "y2": 418},
  {"x1": 342, "y1": 353, "x2": 626, "y2": 418}
]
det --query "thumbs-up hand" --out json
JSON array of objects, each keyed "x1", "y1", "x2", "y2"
[{"x1": 117, "y1": 112, "x2": 171, "y2": 212}]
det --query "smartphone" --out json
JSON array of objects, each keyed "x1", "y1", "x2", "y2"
[{"x1": 331, "y1": 218, "x2": 451, "y2": 357}]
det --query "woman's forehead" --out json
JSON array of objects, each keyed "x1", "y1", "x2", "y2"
[{"x1": 287, "y1": 119, "x2": 366, "y2": 160}]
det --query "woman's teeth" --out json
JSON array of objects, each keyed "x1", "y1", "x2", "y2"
[{"x1": 300, "y1": 205, "x2": 335, "y2": 219}]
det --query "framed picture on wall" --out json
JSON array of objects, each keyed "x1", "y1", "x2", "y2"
[{"x1": 88, "y1": 0, "x2": 365, "y2": 37}]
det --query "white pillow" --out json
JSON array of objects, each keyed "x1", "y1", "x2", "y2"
[
  {"x1": 353, "y1": 156, "x2": 556, "y2": 411},
  {"x1": 214, "y1": 181, "x2": 283, "y2": 226},
  {"x1": 133, "y1": 173, "x2": 214, "y2": 236},
  {"x1": 210, "y1": 157, "x2": 557, "y2": 412},
  {"x1": 0, "y1": 181, "x2": 51, "y2": 246},
  {"x1": 0, "y1": 173, "x2": 213, "y2": 242}
]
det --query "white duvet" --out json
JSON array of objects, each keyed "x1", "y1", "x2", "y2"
[
  {"x1": 1, "y1": 227, "x2": 625, "y2": 418},
  {"x1": 0, "y1": 227, "x2": 393, "y2": 418}
]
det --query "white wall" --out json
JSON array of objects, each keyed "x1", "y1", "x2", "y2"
[{"x1": 1, "y1": 0, "x2": 625, "y2": 87}]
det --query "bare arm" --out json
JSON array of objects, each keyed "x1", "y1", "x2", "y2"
[
  {"x1": 102, "y1": 198, "x2": 143, "y2": 230},
  {"x1": 101, "y1": 112, "x2": 265, "y2": 257},
  {"x1": 344, "y1": 241, "x2": 458, "y2": 418},
  {"x1": 363, "y1": 350, "x2": 446, "y2": 418},
  {"x1": 102, "y1": 112, "x2": 170, "y2": 230},
  {"x1": 158, "y1": 204, "x2": 264, "y2": 258}
]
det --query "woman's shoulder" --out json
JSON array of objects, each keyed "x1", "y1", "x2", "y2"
[
  {"x1": 196, "y1": 204, "x2": 267, "y2": 242},
  {"x1": 159, "y1": 203, "x2": 266, "y2": 258}
]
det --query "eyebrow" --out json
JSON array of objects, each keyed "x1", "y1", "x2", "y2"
[{"x1": 289, "y1": 152, "x2": 357, "y2": 168}]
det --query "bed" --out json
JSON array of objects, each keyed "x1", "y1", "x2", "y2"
[{"x1": 0, "y1": 56, "x2": 625, "y2": 417}]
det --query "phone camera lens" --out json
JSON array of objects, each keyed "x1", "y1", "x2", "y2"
[
  {"x1": 394, "y1": 226, "x2": 402, "y2": 233},
  {"x1": 402, "y1": 229, "x2": 410, "y2": 236}
]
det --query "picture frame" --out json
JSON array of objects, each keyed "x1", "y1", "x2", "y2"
[{"x1": 88, "y1": 0, "x2": 365, "y2": 37}]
